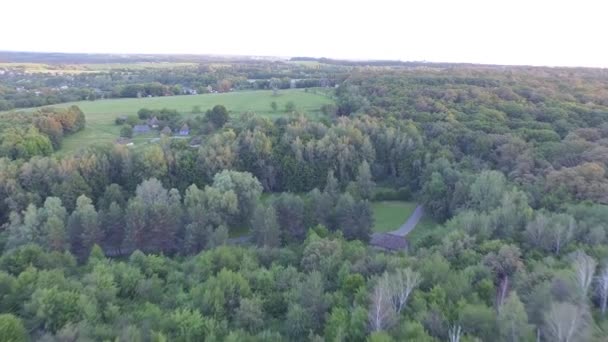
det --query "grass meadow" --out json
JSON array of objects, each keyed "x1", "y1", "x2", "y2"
[
  {"x1": 371, "y1": 201, "x2": 418, "y2": 233},
  {"x1": 19, "y1": 89, "x2": 333, "y2": 154}
]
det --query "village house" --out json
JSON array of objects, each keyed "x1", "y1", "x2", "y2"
[
  {"x1": 115, "y1": 137, "x2": 134, "y2": 146},
  {"x1": 115, "y1": 115, "x2": 128, "y2": 125},
  {"x1": 182, "y1": 87, "x2": 198, "y2": 95},
  {"x1": 189, "y1": 136, "x2": 202, "y2": 148},
  {"x1": 161, "y1": 126, "x2": 172, "y2": 136},
  {"x1": 133, "y1": 124, "x2": 150, "y2": 134},
  {"x1": 179, "y1": 124, "x2": 190, "y2": 136},
  {"x1": 147, "y1": 116, "x2": 160, "y2": 128}
]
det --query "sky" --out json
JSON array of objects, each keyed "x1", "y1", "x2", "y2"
[{"x1": 2, "y1": 0, "x2": 607, "y2": 68}]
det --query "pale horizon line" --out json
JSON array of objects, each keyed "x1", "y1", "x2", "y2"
[{"x1": 1, "y1": 49, "x2": 606, "y2": 70}]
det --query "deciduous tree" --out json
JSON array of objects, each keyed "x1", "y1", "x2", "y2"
[
  {"x1": 251, "y1": 205, "x2": 280, "y2": 247},
  {"x1": 544, "y1": 302, "x2": 590, "y2": 342},
  {"x1": 497, "y1": 292, "x2": 533, "y2": 342}
]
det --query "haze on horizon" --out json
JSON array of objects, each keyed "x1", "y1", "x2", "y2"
[{"x1": 2, "y1": 0, "x2": 607, "y2": 68}]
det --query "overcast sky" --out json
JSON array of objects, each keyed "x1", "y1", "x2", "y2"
[{"x1": 2, "y1": 0, "x2": 607, "y2": 68}]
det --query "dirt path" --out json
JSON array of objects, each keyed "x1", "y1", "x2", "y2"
[
  {"x1": 228, "y1": 204, "x2": 424, "y2": 246},
  {"x1": 390, "y1": 205, "x2": 424, "y2": 237}
]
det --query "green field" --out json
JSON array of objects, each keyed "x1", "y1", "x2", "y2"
[
  {"x1": 0, "y1": 62, "x2": 198, "y2": 74},
  {"x1": 371, "y1": 201, "x2": 418, "y2": 233},
  {"x1": 22, "y1": 89, "x2": 333, "y2": 154}
]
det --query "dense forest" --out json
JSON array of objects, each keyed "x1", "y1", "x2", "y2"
[{"x1": 1, "y1": 58, "x2": 608, "y2": 341}]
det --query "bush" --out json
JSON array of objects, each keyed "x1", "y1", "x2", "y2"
[
  {"x1": 120, "y1": 125, "x2": 133, "y2": 138},
  {"x1": 0, "y1": 314, "x2": 27, "y2": 342},
  {"x1": 126, "y1": 116, "x2": 140, "y2": 126},
  {"x1": 320, "y1": 104, "x2": 337, "y2": 116},
  {"x1": 138, "y1": 108, "x2": 154, "y2": 120},
  {"x1": 285, "y1": 101, "x2": 296, "y2": 112},
  {"x1": 205, "y1": 105, "x2": 229, "y2": 128}
]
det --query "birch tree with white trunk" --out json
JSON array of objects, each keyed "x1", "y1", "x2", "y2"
[
  {"x1": 388, "y1": 268, "x2": 421, "y2": 314},
  {"x1": 596, "y1": 264, "x2": 608, "y2": 315},
  {"x1": 544, "y1": 302, "x2": 590, "y2": 342},
  {"x1": 368, "y1": 276, "x2": 396, "y2": 332},
  {"x1": 448, "y1": 325, "x2": 462, "y2": 342},
  {"x1": 570, "y1": 250, "x2": 597, "y2": 301},
  {"x1": 368, "y1": 268, "x2": 421, "y2": 332}
]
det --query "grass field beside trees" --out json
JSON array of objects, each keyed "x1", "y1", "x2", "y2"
[
  {"x1": 371, "y1": 201, "x2": 417, "y2": 233},
  {"x1": 12, "y1": 89, "x2": 334, "y2": 154}
]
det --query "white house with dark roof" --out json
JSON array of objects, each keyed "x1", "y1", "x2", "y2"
[{"x1": 179, "y1": 124, "x2": 190, "y2": 136}]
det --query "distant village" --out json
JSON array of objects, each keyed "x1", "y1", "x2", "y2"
[{"x1": 115, "y1": 115, "x2": 198, "y2": 148}]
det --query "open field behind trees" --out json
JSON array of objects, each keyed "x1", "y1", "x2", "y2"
[
  {"x1": 0, "y1": 62, "x2": 199, "y2": 73},
  {"x1": 15, "y1": 89, "x2": 333, "y2": 154},
  {"x1": 371, "y1": 201, "x2": 418, "y2": 233},
  {"x1": 260, "y1": 197, "x2": 429, "y2": 236}
]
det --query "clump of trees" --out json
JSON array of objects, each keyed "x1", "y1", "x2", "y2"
[
  {"x1": 3, "y1": 169, "x2": 374, "y2": 260},
  {"x1": 0, "y1": 106, "x2": 85, "y2": 159},
  {"x1": 205, "y1": 104, "x2": 230, "y2": 128}
]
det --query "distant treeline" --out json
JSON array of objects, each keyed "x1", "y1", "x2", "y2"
[
  {"x1": 0, "y1": 51, "x2": 282, "y2": 64},
  {"x1": 0, "y1": 59, "x2": 346, "y2": 110},
  {"x1": 289, "y1": 56, "x2": 474, "y2": 67}
]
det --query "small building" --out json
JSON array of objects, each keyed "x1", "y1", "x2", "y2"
[
  {"x1": 133, "y1": 125, "x2": 150, "y2": 134},
  {"x1": 115, "y1": 115, "x2": 128, "y2": 125},
  {"x1": 179, "y1": 124, "x2": 190, "y2": 136},
  {"x1": 115, "y1": 137, "x2": 134, "y2": 146},
  {"x1": 183, "y1": 87, "x2": 198, "y2": 95},
  {"x1": 369, "y1": 233, "x2": 408, "y2": 252},
  {"x1": 147, "y1": 116, "x2": 159, "y2": 128},
  {"x1": 189, "y1": 136, "x2": 202, "y2": 148},
  {"x1": 161, "y1": 126, "x2": 172, "y2": 136}
]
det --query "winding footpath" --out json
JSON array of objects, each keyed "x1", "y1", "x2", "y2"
[
  {"x1": 389, "y1": 205, "x2": 424, "y2": 237},
  {"x1": 228, "y1": 204, "x2": 425, "y2": 245}
]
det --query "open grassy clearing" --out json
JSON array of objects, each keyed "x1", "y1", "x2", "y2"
[
  {"x1": 371, "y1": 201, "x2": 418, "y2": 233},
  {"x1": 371, "y1": 200, "x2": 441, "y2": 248},
  {"x1": 17, "y1": 89, "x2": 333, "y2": 154},
  {"x1": 46, "y1": 89, "x2": 332, "y2": 117},
  {"x1": 79, "y1": 62, "x2": 198, "y2": 71},
  {"x1": 261, "y1": 197, "x2": 422, "y2": 235}
]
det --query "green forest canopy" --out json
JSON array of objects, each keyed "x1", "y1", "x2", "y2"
[{"x1": 0, "y1": 60, "x2": 608, "y2": 341}]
